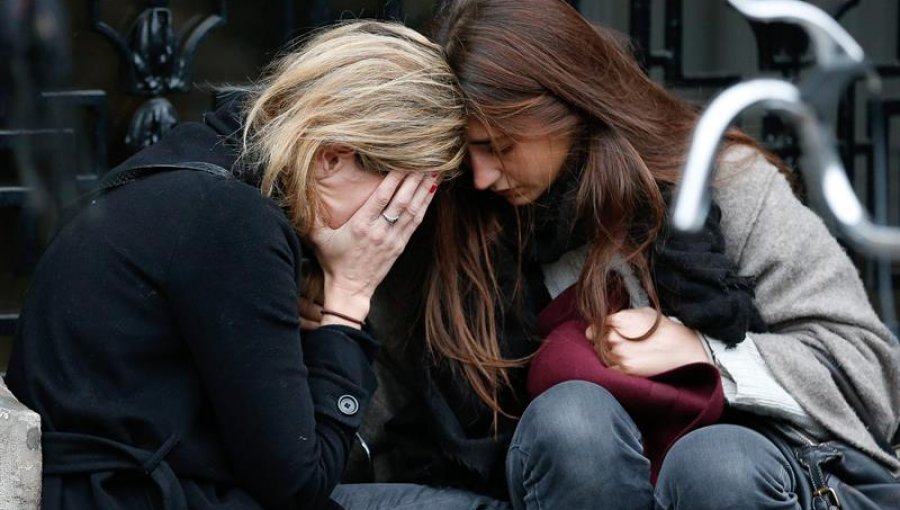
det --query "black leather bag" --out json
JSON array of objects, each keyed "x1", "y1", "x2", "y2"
[
  {"x1": 758, "y1": 425, "x2": 900, "y2": 510},
  {"x1": 751, "y1": 348, "x2": 900, "y2": 509}
]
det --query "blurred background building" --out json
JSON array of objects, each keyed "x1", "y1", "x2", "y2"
[{"x1": 2, "y1": 0, "x2": 899, "y2": 369}]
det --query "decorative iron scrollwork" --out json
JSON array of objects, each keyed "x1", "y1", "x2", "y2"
[
  {"x1": 124, "y1": 97, "x2": 178, "y2": 151},
  {"x1": 126, "y1": 8, "x2": 179, "y2": 95},
  {"x1": 89, "y1": 0, "x2": 227, "y2": 153}
]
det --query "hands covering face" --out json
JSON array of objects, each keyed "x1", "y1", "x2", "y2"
[{"x1": 301, "y1": 171, "x2": 439, "y2": 329}]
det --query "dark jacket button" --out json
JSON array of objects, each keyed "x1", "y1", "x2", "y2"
[{"x1": 337, "y1": 395, "x2": 359, "y2": 416}]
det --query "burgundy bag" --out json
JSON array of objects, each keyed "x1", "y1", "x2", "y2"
[{"x1": 526, "y1": 285, "x2": 724, "y2": 481}]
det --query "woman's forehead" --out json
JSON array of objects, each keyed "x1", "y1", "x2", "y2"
[
  {"x1": 465, "y1": 116, "x2": 561, "y2": 143},
  {"x1": 465, "y1": 119, "x2": 493, "y2": 141}
]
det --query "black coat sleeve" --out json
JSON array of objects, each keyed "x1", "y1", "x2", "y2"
[{"x1": 166, "y1": 178, "x2": 378, "y2": 509}]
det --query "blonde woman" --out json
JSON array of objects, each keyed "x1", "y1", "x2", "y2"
[{"x1": 4, "y1": 21, "x2": 467, "y2": 510}]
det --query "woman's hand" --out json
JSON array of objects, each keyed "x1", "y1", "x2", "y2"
[
  {"x1": 586, "y1": 307, "x2": 710, "y2": 377},
  {"x1": 298, "y1": 297, "x2": 323, "y2": 331},
  {"x1": 307, "y1": 171, "x2": 438, "y2": 327}
]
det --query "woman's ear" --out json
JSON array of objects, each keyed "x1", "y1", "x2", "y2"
[{"x1": 314, "y1": 144, "x2": 356, "y2": 179}]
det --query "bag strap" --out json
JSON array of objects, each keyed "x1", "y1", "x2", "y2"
[
  {"x1": 795, "y1": 443, "x2": 843, "y2": 510},
  {"x1": 60, "y1": 161, "x2": 233, "y2": 229},
  {"x1": 94, "y1": 161, "x2": 232, "y2": 196}
]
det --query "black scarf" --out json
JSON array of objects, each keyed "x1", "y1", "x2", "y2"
[
  {"x1": 651, "y1": 189, "x2": 768, "y2": 345},
  {"x1": 527, "y1": 167, "x2": 767, "y2": 345}
]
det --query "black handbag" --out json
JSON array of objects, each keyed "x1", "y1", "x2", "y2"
[
  {"x1": 756, "y1": 425, "x2": 899, "y2": 510},
  {"x1": 748, "y1": 348, "x2": 900, "y2": 510}
]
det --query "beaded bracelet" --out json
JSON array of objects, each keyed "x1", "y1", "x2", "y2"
[{"x1": 321, "y1": 309, "x2": 366, "y2": 327}]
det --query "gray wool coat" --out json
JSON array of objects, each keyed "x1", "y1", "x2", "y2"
[{"x1": 713, "y1": 146, "x2": 900, "y2": 475}]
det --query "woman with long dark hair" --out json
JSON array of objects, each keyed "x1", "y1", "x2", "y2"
[{"x1": 400, "y1": 0, "x2": 900, "y2": 508}]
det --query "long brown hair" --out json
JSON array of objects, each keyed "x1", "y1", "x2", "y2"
[{"x1": 425, "y1": 0, "x2": 774, "y2": 424}]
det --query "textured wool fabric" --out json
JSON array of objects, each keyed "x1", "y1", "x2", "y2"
[{"x1": 713, "y1": 146, "x2": 900, "y2": 474}]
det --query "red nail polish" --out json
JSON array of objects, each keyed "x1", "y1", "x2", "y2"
[{"x1": 429, "y1": 183, "x2": 438, "y2": 193}]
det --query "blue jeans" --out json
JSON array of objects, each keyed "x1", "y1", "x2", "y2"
[
  {"x1": 331, "y1": 483, "x2": 510, "y2": 510},
  {"x1": 507, "y1": 380, "x2": 654, "y2": 510},
  {"x1": 508, "y1": 381, "x2": 803, "y2": 509},
  {"x1": 655, "y1": 425, "x2": 802, "y2": 509},
  {"x1": 335, "y1": 381, "x2": 805, "y2": 509}
]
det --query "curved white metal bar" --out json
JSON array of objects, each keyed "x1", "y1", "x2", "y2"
[
  {"x1": 672, "y1": 79, "x2": 900, "y2": 257},
  {"x1": 728, "y1": 0, "x2": 864, "y2": 65},
  {"x1": 671, "y1": 79, "x2": 800, "y2": 233}
]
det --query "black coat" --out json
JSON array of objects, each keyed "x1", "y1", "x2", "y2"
[{"x1": 5, "y1": 101, "x2": 376, "y2": 509}]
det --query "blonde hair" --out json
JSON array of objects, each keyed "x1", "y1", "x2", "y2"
[{"x1": 241, "y1": 20, "x2": 467, "y2": 234}]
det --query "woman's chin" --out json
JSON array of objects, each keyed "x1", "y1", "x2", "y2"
[{"x1": 507, "y1": 193, "x2": 539, "y2": 206}]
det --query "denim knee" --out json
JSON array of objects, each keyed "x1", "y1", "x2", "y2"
[
  {"x1": 506, "y1": 381, "x2": 653, "y2": 509},
  {"x1": 509, "y1": 381, "x2": 649, "y2": 483},
  {"x1": 656, "y1": 424, "x2": 798, "y2": 510},
  {"x1": 512, "y1": 381, "x2": 641, "y2": 457}
]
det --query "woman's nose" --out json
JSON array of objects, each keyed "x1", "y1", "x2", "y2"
[{"x1": 470, "y1": 153, "x2": 502, "y2": 191}]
